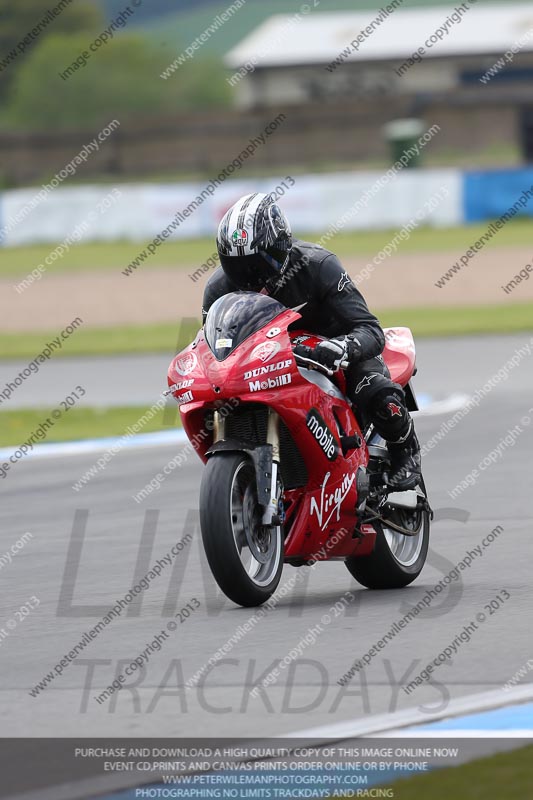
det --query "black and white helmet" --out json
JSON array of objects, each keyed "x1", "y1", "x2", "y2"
[{"x1": 216, "y1": 192, "x2": 292, "y2": 292}]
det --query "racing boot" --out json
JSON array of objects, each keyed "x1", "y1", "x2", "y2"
[{"x1": 386, "y1": 420, "x2": 422, "y2": 490}]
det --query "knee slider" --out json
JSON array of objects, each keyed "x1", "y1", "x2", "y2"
[{"x1": 371, "y1": 387, "x2": 410, "y2": 438}]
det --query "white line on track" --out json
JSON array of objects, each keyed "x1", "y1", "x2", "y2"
[{"x1": 283, "y1": 684, "x2": 533, "y2": 739}]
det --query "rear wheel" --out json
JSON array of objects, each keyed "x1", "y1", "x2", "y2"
[
  {"x1": 346, "y1": 482, "x2": 430, "y2": 589},
  {"x1": 199, "y1": 452, "x2": 284, "y2": 607}
]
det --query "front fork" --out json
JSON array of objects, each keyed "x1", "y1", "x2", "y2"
[
  {"x1": 263, "y1": 408, "x2": 281, "y2": 527},
  {"x1": 211, "y1": 407, "x2": 281, "y2": 527}
]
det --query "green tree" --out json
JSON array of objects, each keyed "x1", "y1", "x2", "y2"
[
  {"x1": 5, "y1": 33, "x2": 232, "y2": 130},
  {"x1": 175, "y1": 56, "x2": 233, "y2": 108},
  {"x1": 0, "y1": 0, "x2": 103, "y2": 99},
  {"x1": 169, "y1": 56, "x2": 234, "y2": 110}
]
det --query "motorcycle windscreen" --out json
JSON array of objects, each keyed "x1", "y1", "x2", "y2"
[{"x1": 204, "y1": 291, "x2": 286, "y2": 361}]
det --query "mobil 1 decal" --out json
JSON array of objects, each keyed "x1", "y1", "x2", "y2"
[{"x1": 306, "y1": 408, "x2": 339, "y2": 461}]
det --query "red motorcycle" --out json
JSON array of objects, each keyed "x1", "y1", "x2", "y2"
[{"x1": 167, "y1": 292, "x2": 431, "y2": 608}]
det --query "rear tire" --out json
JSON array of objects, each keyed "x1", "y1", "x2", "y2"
[
  {"x1": 346, "y1": 482, "x2": 430, "y2": 589},
  {"x1": 199, "y1": 452, "x2": 284, "y2": 607}
]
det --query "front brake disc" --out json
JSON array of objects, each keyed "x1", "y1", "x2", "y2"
[{"x1": 242, "y1": 485, "x2": 276, "y2": 564}]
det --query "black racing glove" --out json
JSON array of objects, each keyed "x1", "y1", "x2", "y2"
[
  {"x1": 317, "y1": 336, "x2": 364, "y2": 368},
  {"x1": 343, "y1": 336, "x2": 363, "y2": 363},
  {"x1": 294, "y1": 336, "x2": 364, "y2": 372},
  {"x1": 312, "y1": 339, "x2": 348, "y2": 371},
  {"x1": 294, "y1": 339, "x2": 346, "y2": 372}
]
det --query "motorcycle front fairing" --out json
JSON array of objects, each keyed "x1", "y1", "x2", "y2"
[{"x1": 167, "y1": 292, "x2": 373, "y2": 561}]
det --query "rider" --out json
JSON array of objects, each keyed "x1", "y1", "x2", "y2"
[{"x1": 202, "y1": 192, "x2": 421, "y2": 490}]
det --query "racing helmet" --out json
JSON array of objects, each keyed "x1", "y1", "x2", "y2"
[{"x1": 216, "y1": 192, "x2": 292, "y2": 293}]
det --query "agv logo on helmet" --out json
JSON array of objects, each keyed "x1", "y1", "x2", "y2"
[{"x1": 232, "y1": 229, "x2": 248, "y2": 247}]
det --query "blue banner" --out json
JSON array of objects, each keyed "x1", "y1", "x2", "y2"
[{"x1": 463, "y1": 168, "x2": 533, "y2": 223}]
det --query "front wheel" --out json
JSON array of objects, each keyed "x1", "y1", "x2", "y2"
[
  {"x1": 199, "y1": 452, "x2": 284, "y2": 607},
  {"x1": 345, "y1": 482, "x2": 430, "y2": 589}
]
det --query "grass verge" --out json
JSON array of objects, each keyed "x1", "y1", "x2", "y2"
[
  {"x1": 0, "y1": 404, "x2": 180, "y2": 448},
  {"x1": 381, "y1": 743, "x2": 533, "y2": 799},
  {"x1": 378, "y1": 302, "x2": 533, "y2": 338},
  {"x1": 0, "y1": 304, "x2": 531, "y2": 359},
  {"x1": 0, "y1": 320, "x2": 200, "y2": 359}
]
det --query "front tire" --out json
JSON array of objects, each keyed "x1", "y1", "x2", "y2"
[{"x1": 199, "y1": 452, "x2": 284, "y2": 607}]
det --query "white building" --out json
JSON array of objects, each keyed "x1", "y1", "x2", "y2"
[{"x1": 225, "y1": 3, "x2": 533, "y2": 108}]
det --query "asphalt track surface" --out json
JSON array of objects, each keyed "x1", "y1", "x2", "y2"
[
  {"x1": 1, "y1": 334, "x2": 532, "y2": 739},
  {"x1": 0, "y1": 353, "x2": 173, "y2": 410}
]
